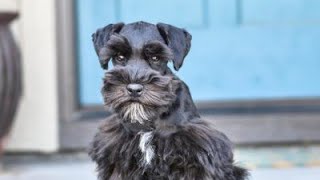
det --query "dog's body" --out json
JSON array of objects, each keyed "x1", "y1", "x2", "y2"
[{"x1": 89, "y1": 21, "x2": 248, "y2": 180}]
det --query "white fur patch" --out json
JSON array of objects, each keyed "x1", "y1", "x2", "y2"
[
  {"x1": 123, "y1": 103, "x2": 149, "y2": 124},
  {"x1": 139, "y1": 131, "x2": 154, "y2": 166}
]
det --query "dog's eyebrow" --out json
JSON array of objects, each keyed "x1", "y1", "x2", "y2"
[
  {"x1": 143, "y1": 41, "x2": 173, "y2": 59},
  {"x1": 106, "y1": 34, "x2": 132, "y2": 56}
]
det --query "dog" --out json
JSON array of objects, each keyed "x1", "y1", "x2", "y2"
[{"x1": 89, "y1": 21, "x2": 248, "y2": 180}]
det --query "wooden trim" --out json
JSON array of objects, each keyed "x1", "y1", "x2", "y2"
[
  {"x1": 196, "y1": 98, "x2": 320, "y2": 115},
  {"x1": 55, "y1": 0, "x2": 320, "y2": 150},
  {"x1": 56, "y1": 0, "x2": 79, "y2": 123},
  {"x1": 196, "y1": 98, "x2": 320, "y2": 109},
  {"x1": 56, "y1": 0, "x2": 81, "y2": 149}
]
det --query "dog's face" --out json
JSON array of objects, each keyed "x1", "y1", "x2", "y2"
[
  {"x1": 102, "y1": 67, "x2": 179, "y2": 124},
  {"x1": 92, "y1": 22, "x2": 192, "y2": 124}
]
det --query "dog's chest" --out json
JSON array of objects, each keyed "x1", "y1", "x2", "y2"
[
  {"x1": 101, "y1": 127, "x2": 212, "y2": 179},
  {"x1": 138, "y1": 131, "x2": 155, "y2": 166}
]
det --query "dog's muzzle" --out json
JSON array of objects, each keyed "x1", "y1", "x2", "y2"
[{"x1": 102, "y1": 66, "x2": 179, "y2": 127}]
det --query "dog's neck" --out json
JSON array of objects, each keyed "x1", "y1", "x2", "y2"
[
  {"x1": 165, "y1": 68, "x2": 200, "y2": 118},
  {"x1": 153, "y1": 69, "x2": 201, "y2": 133},
  {"x1": 158, "y1": 79, "x2": 200, "y2": 123}
]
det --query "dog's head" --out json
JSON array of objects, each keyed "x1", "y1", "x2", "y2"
[{"x1": 92, "y1": 21, "x2": 191, "y2": 125}]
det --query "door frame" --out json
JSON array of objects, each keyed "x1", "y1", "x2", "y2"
[{"x1": 56, "y1": 0, "x2": 320, "y2": 150}]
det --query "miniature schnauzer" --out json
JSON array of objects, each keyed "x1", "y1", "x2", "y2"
[{"x1": 89, "y1": 21, "x2": 248, "y2": 180}]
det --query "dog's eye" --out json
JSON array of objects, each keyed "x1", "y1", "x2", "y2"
[
  {"x1": 150, "y1": 56, "x2": 159, "y2": 63},
  {"x1": 115, "y1": 54, "x2": 126, "y2": 62}
]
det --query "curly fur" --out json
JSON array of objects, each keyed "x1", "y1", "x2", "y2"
[
  {"x1": 90, "y1": 114, "x2": 248, "y2": 180},
  {"x1": 89, "y1": 21, "x2": 249, "y2": 180}
]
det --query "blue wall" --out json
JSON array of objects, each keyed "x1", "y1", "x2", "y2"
[{"x1": 76, "y1": 0, "x2": 320, "y2": 105}]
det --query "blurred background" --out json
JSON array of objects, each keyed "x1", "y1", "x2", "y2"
[{"x1": 0, "y1": 0, "x2": 320, "y2": 179}]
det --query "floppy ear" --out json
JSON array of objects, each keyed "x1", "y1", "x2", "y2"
[
  {"x1": 92, "y1": 23, "x2": 124, "y2": 69},
  {"x1": 156, "y1": 23, "x2": 192, "y2": 71}
]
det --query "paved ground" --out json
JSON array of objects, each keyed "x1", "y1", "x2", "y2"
[{"x1": 1, "y1": 161, "x2": 320, "y2": 180}]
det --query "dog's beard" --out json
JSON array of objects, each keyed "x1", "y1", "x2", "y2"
[
  {"x1": 102, "y1": 67, "x2": 178, "y2": 125},
  {"x1": 121, "y1": 102, "x2": 155, "y2": 124}
]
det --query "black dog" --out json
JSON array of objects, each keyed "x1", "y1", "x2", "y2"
[{"x1": 89, "y1": 21, "x2": 248, "y2": 180}]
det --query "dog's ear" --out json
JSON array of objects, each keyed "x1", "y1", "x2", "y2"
[
  {"x1": 156, "y1": 23, "x2": 192, "y2": 71},
  {"x1": 92, "y1": 23, "x2": 124, "y2": 69}
]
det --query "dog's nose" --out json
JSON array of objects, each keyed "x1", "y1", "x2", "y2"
[{"x1": 127, "y1": 83, "x2": 144, "y2": 97}]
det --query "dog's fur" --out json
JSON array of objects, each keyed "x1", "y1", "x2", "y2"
[{"x1": 89, "y1": 21, "x2": 248, "y2": 180}]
